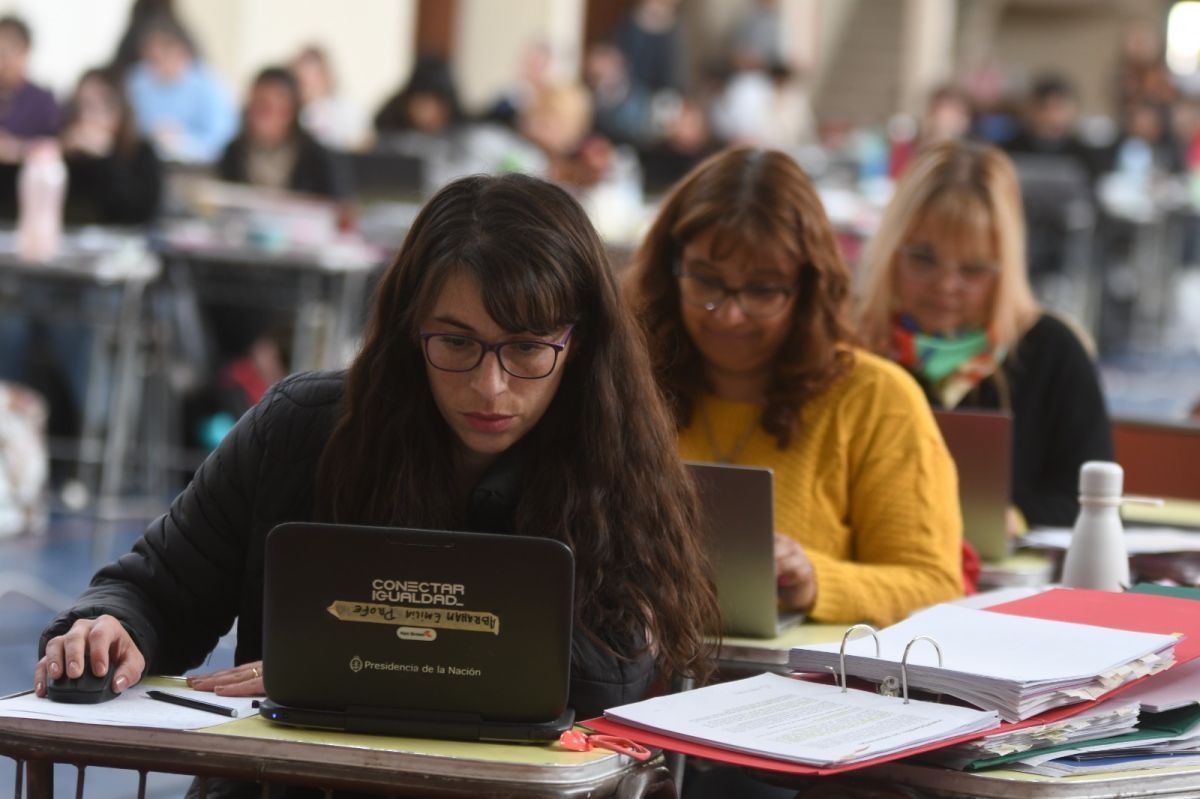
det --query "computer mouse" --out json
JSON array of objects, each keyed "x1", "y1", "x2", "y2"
[{"x1": 47, "y1": 652, "x2": 119, "y2": 704}]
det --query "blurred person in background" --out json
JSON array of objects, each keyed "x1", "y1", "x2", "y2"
[
  {"x1": 0, "y1": 66, "x2": 160, "y2": 450},
  {"x1": 125, "y1": 14, "x2": 236, "y2": 162},
  {"x1": 1114, "y1": 21, "x2": 1177, "y2": 111},
  {"x1": 889, "y1": 85, "x2": 976, "y2": 178},
  {"x1": 291, "y1": 45, "x2": 368, "y2": 152},
  {"x1": 1112, "y1": 98, "x2": 1185, "y2": 178},
  {"x1": 209, "y1": 67, "x2": 347, "y2": 435},
  {"x1": 614, "y1": 0, "x2": 688, "y2": 97},
  {"x1": 484, "y1": 41, "x2": 553, "y2": 128},
  {"x1": 519, "y1": 83, "x2": 610, "y2": 189},
  {"x1": 1005, "y1": 74, "x2": 1106, "y2": 185},
  {"x1": 923, "y1": 85, "x2": 974, "y2": 146},
  {"x1": 373, "y1": 54, "x2": 465, "y2": 139},
  {"x1": 108, "y1": 0, "x2": 178, "y2": 79},
  {"x1": 217, "y1": 66, "x2": 345, "y2": 199},
  {"x1": 584, "y1": 41, "x2": 652, "y2": 148},
  {"x1": 858, "y1": 141, "x2": 1113, "y2": 529},
  {"x1": 640, "y1": 97, "x2": 718, "y2": 195},
  {"x1": 0, "y1": 15, "x2": 59, "y2": 163},
  {"x1": 58, "y1": 68, "x2": 162, "y2": 225}
]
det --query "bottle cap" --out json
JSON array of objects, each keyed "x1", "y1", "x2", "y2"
[{"x1": 1079, "y1": 461, "x2": 1123, "y2": 499}]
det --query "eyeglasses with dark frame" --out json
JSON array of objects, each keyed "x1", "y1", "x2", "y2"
[
  {"x1": 418, "y1": 326, "x2": 574, "y2": 380},
  {"x1": 673, "y1": 262, "x2": 802, "y2": 319},
  {"x1": 898, "y1": 245, "x2": 999, "y2": 288}
]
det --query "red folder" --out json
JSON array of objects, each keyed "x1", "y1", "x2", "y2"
[{"x1": 585, "y1": 588, "x2": 1199, "y2": 775}]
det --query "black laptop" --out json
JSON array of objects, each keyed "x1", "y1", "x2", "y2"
[{"x1": 259, "y1": 522, "x2": 575, "y2": 741}]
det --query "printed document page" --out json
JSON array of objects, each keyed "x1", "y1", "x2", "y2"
[
  {"x1": 0, "y1": 684, "x2": 256, "y2": 730},
  {"x1": 604, "y1": 673, "x2": 999, "y2": 767}
]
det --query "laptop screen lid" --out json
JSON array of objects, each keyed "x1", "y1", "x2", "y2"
[
  {"x1": 260, "y1": 522, "x2": 574, "y2": 740},
  {"x1": 934, "y1": 409, "x2": 1014, "y2": 562},
  {"x1": 687, "y1": 462, "x2": 803, "y2": 638}
]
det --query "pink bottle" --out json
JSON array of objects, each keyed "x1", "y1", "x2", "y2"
[{"x1": 16, "y1": 140, "x2": 67, "y2": 262}]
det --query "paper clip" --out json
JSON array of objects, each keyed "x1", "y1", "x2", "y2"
[
  {"x1": 837, "y1": 624, "x2": 880, "y2": 692},
  {"x1": 559, "y1": 728, "x2": 652, "y2": 761},
  {"x1": 900, "y1": 635, "x2": 943, "y2": 704}
]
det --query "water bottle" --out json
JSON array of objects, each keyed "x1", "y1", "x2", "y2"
[
  {"x1": 1061, "y1": 462, "x2": 1128, "y2": 591},
  {"x1": 16, "y1": 140, "x2": 67, "y2": 262}
]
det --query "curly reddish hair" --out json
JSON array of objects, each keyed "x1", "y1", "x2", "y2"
[{"x1": 625, "y1": 146, "x2": 858, "y2": 447}]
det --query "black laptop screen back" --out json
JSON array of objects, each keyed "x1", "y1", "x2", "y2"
[{"x1": 263, "y1": 523, "x2": 574, "y2": 724}]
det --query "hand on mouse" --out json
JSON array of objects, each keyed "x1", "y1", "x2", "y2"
[
  {"x1": 35, "y1": 615, "x2": 145, "y2": 697},
  {"x1": 774, "y1": 532, "x2": 817, "y2": 613},
  {"x1": 187, "y1": 661, "x2": 264, "y2": 697}
]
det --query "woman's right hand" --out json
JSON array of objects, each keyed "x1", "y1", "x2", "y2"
[
  {"x1": 34, "y1": 615, "x2": 146, "y2": 697},
  {"x1": 774, "y1": 533, "x2": 818, "y2": 613}
]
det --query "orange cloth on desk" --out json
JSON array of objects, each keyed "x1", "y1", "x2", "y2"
[{"x1": 679, "y1": 350, "x2": 963, "y2": 627}]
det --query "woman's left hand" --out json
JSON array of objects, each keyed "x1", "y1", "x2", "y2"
[{"x1": 186, "y1": 661, "x2": 265, "y2": 696}]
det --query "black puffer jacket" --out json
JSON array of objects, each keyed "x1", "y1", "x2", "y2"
[{"x1": 40, "y1": 371, "x2": 654, "y2": 719}]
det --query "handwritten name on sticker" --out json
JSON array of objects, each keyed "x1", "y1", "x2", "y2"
[{"x1": 327, "y1": 601, "x2": 500, "y2": 635}]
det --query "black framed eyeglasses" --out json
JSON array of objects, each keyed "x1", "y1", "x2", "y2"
[
  {"x1": 418, "y1": 326, "x2": 574, "y2": 380},
  {"x1": 673, "y1": 263, "x2": 801, "y2": 319}
]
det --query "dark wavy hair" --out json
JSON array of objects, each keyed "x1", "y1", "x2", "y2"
[
  {"x1": 625, "y1": 146, "x2": 858, "y2": 447},
  {"x1": 316, "y1": 173, "x2": 718, "y2": 683}
]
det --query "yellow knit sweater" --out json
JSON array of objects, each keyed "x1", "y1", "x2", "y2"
[{"x1": 680, "y1": 350, "x2": 963, "y2": 627}]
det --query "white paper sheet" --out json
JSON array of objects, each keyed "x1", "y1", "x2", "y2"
[
  {"x1": 604, "y1": 673, "x2": 999, "y2": 767},
  {"x1": 0, "y1": 684, "x2": 258, "y2": 730}
]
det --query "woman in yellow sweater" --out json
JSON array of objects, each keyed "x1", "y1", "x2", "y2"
[{"x1": 625, "y1": 146, "x2": 963, "y2": 627}]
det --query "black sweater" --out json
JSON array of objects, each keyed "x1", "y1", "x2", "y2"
[
  {"x1": 909, "y1": 314, "x2": 1114, "y2": 526},
  {"x1": 0, "y1": 141, "x2": 161, "y2": 225},
  {"x1": 216, "y1": 132, "x2": 347, "y2": 200},
  {"x1": 40, "y1": 371, "x2": 654, "y2": 719}
]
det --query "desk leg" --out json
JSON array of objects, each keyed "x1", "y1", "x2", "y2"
[
  {"x1": 24, "y1": 760, "x2": 51, "y2": 799},
  {"x1": 93, "y1": 277, "x2": 147, "y2": 563},
  {"x1": 293, "y1": 272, "x2": 320, "y2": 372},
  {"x1": 615, "y1": 764, "x2": 677, "y2": 799}
]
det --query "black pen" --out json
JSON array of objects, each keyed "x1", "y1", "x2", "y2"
[{"x1": 146, "y1": 689, "x2": 238, "y2": 718}]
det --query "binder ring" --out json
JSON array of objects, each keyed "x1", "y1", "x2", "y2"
[
  {"x1": 900, "y1": 635, "x2": 943, "y2": 704},
  {"x1": 838, "y1": 624, "x2": 880, "y2": 692}
]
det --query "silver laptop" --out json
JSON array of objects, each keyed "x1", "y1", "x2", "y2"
[
  {"x1": 688, "y1": 463, "x2": 805, "y2": 638},
  {"x1": 934, "y1": 409, "x2": 1014, "y2": 563}
]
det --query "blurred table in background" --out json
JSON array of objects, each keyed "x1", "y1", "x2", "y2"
[{"x1": 0, "y1": 229, "x2": 160, "y2": 576}]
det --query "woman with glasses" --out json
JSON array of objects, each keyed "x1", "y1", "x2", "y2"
[
  {"x1": 35, "y1": 174, "x2": 719, "y2": 741},
  {"x1": 626, "y1": 146, "x2": 963, "y2": 628},
  {"x1": 858, "y1": 140, "x2": 1112, "y2": 529}
]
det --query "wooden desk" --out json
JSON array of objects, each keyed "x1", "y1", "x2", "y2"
[{"x1": 1, "y1": 712, "x2": 675, "y2": 798}]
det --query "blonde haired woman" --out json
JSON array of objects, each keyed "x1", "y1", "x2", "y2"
[{"x1": 858, "y1": 141, "x2": 1113, "y2": 529}]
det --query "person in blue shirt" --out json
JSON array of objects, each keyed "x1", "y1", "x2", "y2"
[{"x1": 125, "y1": 14, "x2": 236, "y2": 162}]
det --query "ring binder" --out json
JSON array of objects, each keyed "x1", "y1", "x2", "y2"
[
  {"x1": 838, "y1": 624, "x2": 880, "y2": 692},
  {"x1": 900, "y1": 635, "x2": 943, "y2": 704}
]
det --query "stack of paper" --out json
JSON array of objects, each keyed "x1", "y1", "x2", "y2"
[
  {"x1": 925, "y1": 702, "x2": 1141, "y2": 769},
  {"x1": 1003, "y1": 703, "x2": 1200, "y2": 776},
  {"x1": 787, "y1": 604, "x2": 1178, "y2": 723},
  {"x1": 602, "y1": 673, "x2": 1001, "y2": 768}
]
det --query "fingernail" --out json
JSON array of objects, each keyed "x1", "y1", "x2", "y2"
[
  {"x1": 49, "y1": 661, "x2": 59, "y2": 676},
  {"x1": 114, "y1": 675, "x2": 127, "y2": 690},
  {"x1": 67, "y1": 660, "x2": 78, "y2": 676},
  {"x1": 35, "y1": 681, "x2": 43, "y2": 694}
]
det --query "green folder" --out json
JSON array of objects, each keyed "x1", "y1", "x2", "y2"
[{"x1": 963, "y1": 704, "x2": 1200, "y2": 771}]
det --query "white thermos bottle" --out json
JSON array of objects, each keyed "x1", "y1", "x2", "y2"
[{"x1": 1061, "y1": 461, "x2": 1162, "y2": 591}]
